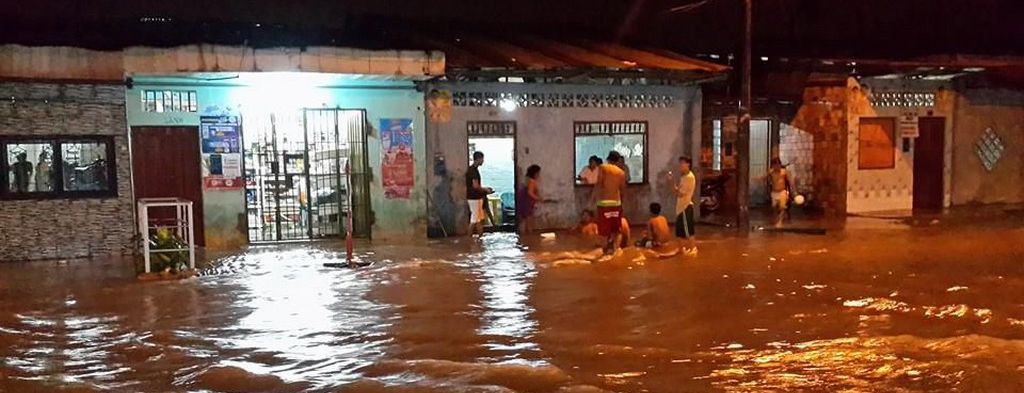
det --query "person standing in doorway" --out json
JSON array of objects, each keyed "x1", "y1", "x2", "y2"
[
  {"x1": 517, "y1": 164, "x2": 542, "y2": 235},
  {"x1": 673, "y1": 156, "x2": 698, "y2": 256},
  {"x1": 593, "y1": 151, "x2": 627, "y2": 254},
  {"x1": 577, "y1": 155, "x2": 601, "y2": 185},
  {"x1": 768, "y1": 158, "x2": 791, "y2": 228},
  {"x1": 466, "y1": 151, "x2": 494, "y2": 236}
]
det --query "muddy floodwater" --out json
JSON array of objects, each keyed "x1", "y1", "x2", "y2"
[{"x1": 2, "y1": 217, "x2": 1024, "y2": 392}]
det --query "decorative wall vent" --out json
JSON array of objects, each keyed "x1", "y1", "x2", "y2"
[
  {"x1": 869, "y1": 92, "x2": 935, "y2": 108},
  {"x1": 975, "y1": 127, "x2": 1004, "y2": 172},
  {"x1": 467, "y1": 121, "x2": 516, "y2": 136},
  {"x1": 451, "y1": 91, "x2": 675, "y2": 108}
]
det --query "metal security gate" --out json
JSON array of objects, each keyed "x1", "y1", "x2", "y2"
[{"x1": 244, "y1": 108, "x2": 370, "y2": 242}]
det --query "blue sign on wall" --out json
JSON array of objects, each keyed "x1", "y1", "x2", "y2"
[{"x1": 200, "y1": 116, "x2": 241, "y2": 154}]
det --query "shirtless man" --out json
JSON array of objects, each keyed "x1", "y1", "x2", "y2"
[
  {"x1": 592, "y1": 151, "x2": 627, "y2": 253},
  {"x1": 768, "y1": 158, "x2": 791, "y2": 227}
]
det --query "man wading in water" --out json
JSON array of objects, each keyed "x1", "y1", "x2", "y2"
[{"x1": 593, "y1": 151, "x2": 627, "y2": 254}]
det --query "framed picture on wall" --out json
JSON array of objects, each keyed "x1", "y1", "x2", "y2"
[{"x1": 858, "y1": 117, "x2": 896, "y2": 170}]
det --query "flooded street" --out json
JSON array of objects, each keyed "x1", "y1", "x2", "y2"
[{"x1": 2, "y1": 217, "x2": 1024, "y2": 392}]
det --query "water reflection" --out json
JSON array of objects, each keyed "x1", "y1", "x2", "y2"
[{"x1": 472, "y1": 233, "x2": 540, "y2": 360}]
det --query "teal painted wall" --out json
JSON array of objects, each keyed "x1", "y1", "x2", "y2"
[{"x1": 125, "y1": 77, "x2": 427, "y2": 248}]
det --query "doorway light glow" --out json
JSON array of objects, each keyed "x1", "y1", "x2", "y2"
[{"x1": 499, "y1": 98, "x2": 517, "y2": 112}]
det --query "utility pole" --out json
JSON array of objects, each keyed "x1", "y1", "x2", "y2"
[{"x1": 736, "y1": 0, "x2": 753, "y2": 233}]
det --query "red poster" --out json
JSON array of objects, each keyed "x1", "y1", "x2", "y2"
[{"x1": 381, "y1": 119, "x2": 414, "y2": 199}]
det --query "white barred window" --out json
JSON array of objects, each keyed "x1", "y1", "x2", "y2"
[{"x1": 141, "y1": 90, "x2": 198, "y2": 113}]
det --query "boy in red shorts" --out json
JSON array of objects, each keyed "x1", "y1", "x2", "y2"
[{"x1": 593, "y1": 151, "x2": 628, "y2": 253}]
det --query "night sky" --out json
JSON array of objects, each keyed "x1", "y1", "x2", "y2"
[{"x1": 1, "y1": 0, "x2": 1022, "y2": 58}]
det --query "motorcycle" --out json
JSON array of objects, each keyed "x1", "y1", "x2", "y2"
[{"x1": 700, "y1": 172, "x2": 729, "y2": 214}]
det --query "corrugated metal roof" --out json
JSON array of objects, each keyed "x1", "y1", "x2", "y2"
[{"x1": 392, "y1": 32, "x2": 727, "y2": 81}]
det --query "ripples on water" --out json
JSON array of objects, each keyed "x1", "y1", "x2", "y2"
[{"x1": 1, "y1": 227, "x2": 1023, "y2": 392}]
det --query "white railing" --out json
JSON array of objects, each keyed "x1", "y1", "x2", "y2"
[{"x1": 136, "y1": 198, "x2": 196, "y2": 273}]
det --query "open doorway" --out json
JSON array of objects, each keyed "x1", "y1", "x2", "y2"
[{"x1": 467, "y1": 121, "x2": 517, "y2": 232}]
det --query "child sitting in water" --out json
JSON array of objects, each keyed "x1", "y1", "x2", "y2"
[
  {"x1": 577, "y1": 209, "x2": 599, "y2": 236},
  {"x1": 637, "y1": 203, "x2": 672, "y2": 248}
]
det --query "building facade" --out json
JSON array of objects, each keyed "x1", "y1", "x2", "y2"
[
  {"x1": 0, "y1": 82, "x2": 135, "y2": 261},
  {"x1": 702, "y1": 70, "x2": 1024, "y2": 216},
  {"x1": 424, "y1": 82, "x2": 704, "y2": 235},
  {"x1": 0, "y1": 44, "x2": 442, "y2": 262},
  {"x1": 0, "y1": 41, "x2": 722, "y2": 262}
]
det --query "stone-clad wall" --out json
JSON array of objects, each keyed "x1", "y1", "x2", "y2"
[
  {"x1": 0, "y1": 82, "x2": 134, "y2": 261},
  {"x1": 779, "y1": 123, "x2": 815, "y2": 194}
]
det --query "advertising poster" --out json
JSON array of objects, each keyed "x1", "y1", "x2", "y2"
[
  {"x1": 381, "y1": 118, "x2": 415, "y2": 199},
  {"x1": 899, "y1": 112, "x2": 920, "y2": 138},
  {"x1": 200, "y1": 115, "x2": 241, "y2": 153},
  {"x1": 201, "y1": 115, "x2": 243, "y2": 190}
]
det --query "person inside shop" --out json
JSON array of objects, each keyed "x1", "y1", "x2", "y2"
[
  {"x1": 577, "y1": 155, "x2": 601, "y2": 185},
  {"x1": 618, "y1": 159, "x2": 632, "y2": 184},
  {"x1": 34, "y1": 150, "x2": 52, "y2": 192},
  {"x1": 10, "y1": 152, "x2": 33, "y2": 193}
]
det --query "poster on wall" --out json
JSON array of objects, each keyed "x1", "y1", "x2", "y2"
[
  {"x1": 201, "y1": 116, "x2": 243, "y2": 190},
  {"x1": 898, "y1": 112, "x2": 919, "y2": 138},
  {"x1": 200, "y1": 115, "x2": 241, "y2": 153},
  {"x1": 427, "y1": 89, "x2": 452, "y2": 123},
  {"x1": 203, "y1": 153, "x2": 243, "y2": 190},
  {"x1": 381, "y1": 118, "x2": 415, "y2": 199}
]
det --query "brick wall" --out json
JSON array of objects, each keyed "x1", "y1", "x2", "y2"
[{"x1": 0, "y1": 82, "x2": 134, "y2": 261}]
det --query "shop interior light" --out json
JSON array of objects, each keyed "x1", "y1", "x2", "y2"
[{"x1": 230, "y1": 72, "x2": 333, "y2": 114}]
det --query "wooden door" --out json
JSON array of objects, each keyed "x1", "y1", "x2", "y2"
[
  {"x1": 913, "y1": 117, "x2": 945, "y2": 211},
  {"x1": 131, "y1": 127, "x2": 205, "y2": 245}
]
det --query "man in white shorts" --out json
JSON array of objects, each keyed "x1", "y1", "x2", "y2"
[{"x1": 466, "y1": 151, "x2": 493, "y2": 236}]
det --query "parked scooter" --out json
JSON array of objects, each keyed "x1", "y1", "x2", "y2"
[{"x1": 700, "y1": 172, "x2": 729, "y2": 214}]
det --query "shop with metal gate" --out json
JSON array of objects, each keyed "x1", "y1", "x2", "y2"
[{"x1": 125, "y1": 72, "x2": 431, "y2": 249}]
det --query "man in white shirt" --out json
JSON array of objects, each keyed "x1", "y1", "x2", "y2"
[
  {"x1": 577, "y1": 155, "x2": 601, "y2": 185},
  {"x1": 672, "y1": 156, "x2": 698, "y2": 256}
]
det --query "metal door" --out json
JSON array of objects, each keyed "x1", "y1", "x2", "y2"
[
  {"x1": 244, "y1": 109, "x2": 370, "y2": 242},
  {"x1": 749, "y1": 119, "x2": 771, "y2": 205},
  {"x1": 302, "y1": 108, "x2": 371, "y2": 239},
  {"x1": 244, "y1": 112, "x2": 309, "y2": 242}
]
